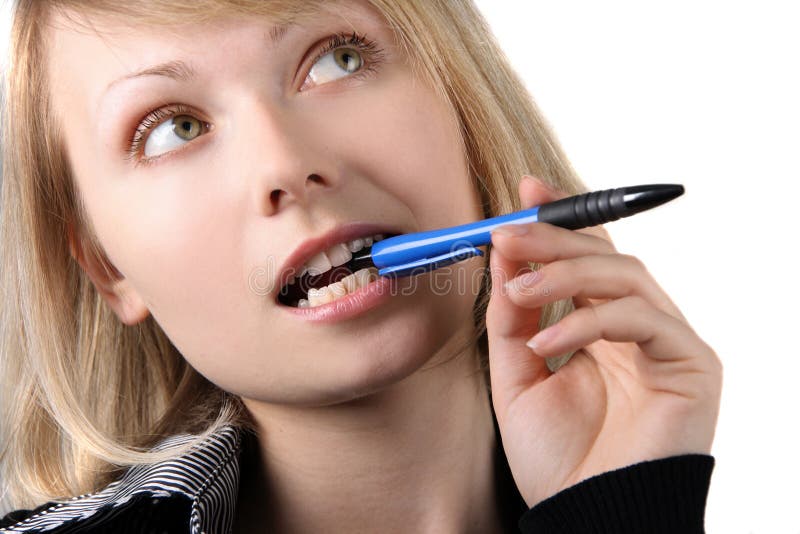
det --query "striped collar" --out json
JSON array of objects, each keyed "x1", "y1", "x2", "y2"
[
  {"x1": 1, "y1": 414, "x2": 528, "y2": 533},
  {"x1": 0, "y1": 427, "x2": 243, "y2": 534}
]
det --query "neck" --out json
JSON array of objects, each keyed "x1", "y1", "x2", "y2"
[{"x1": 235, "y1": 339, "x2": 503, "y2": 534}]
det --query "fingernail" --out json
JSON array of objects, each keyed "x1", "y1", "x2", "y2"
[
  {"x1": 493, "y1": 224, "x2": 529, "y2": 237},
  {"x1": 526, "y1": 325, "x2": 560, "y2": 352},
  {"x1": 504, "y1": 270, "x2": 540, "y2": 292}
]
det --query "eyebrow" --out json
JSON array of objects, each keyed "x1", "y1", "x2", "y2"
[{"x1": 103, "y1": 20, "x2": 294, "y2": 93}]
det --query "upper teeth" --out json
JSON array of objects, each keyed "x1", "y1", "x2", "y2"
[{"x1": 292, "y1": 233, "x2": 384, "y2": 280}]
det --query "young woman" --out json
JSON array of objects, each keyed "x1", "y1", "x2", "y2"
[{"x1": 0, "y1": 1, "x2": 722, "y2": 532}]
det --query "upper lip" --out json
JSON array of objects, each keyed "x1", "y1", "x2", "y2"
[{"x1": 274, "y1": 221, "x2": 404, "y2": 296}]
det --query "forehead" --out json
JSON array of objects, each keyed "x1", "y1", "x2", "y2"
[
  {"x1": 44, "y1": 0, "x2": 392, "y2": 144},
  {"x1": 45, "y1": 0, "x2": 385, "y2": 74}
]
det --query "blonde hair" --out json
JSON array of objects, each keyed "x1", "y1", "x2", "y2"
[{"x1": 0, "y1": 0, "x2": 584, "y2": 510}]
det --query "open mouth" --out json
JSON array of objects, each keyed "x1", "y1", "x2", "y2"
[{"x1": 277, "y1": 232, "x2": 400, "y2": 308}]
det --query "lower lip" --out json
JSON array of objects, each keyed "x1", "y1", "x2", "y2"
[{"x1": 278, "y1": 274, "x2": 398, "y2": 324}]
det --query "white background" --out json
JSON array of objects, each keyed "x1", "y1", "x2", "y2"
[
  {"x1": 473, "y1": 2, "x2": 800, "y2": 533},
  {"x1": 2, "y1": 2, "x2": 799, "y2": 532}
]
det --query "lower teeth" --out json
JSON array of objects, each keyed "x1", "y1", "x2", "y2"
[{"x1": 296, "y1": 267, "x2": 379, "y2": 308}]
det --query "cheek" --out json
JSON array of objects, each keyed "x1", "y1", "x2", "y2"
[
  {"x1": 323, "y1": 75, "x2": 480, "y2": 229},
  {"x1": 75, "y1": 151, "x2": 248, "y2": 337},
  {"x1": 319, "y1": 78, "x2": 487, "y2": 324}
]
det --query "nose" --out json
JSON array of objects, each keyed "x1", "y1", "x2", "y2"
[
  {"x1": 241, "y1": 102, "x2": 335, "y2": 216},
  {"x1": 266, "y1": 172, "x2": 329, "y2": 214}
]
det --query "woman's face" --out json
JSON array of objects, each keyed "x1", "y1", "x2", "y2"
[{"x1": 48, "y1": 0, "x2": 485, "y2": 405}]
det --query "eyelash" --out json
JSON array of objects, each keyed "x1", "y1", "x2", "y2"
[{"x1": 125, "y1": 31, "x2": 385, "y2": 167}]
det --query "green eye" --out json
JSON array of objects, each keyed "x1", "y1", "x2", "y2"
[
  {"x1": 333, "y1": 47, "x2": 362, "y2": 72},
  {"x1": 307, "y1": 46, "x2": 365, "y2": 85},
  {"x1": 144, "y1": 114, "x2": 207, "y2": 157},
  {"x1": 173, "y1": 115, "x2": 203, "y2": 141}
]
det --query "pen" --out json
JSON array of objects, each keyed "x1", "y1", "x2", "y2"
[{"x1": 349, "y1": 184, "x2": 685, "y2": 278}]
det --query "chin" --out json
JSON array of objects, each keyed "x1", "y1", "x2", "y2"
[{"x1": 232, "y1": 274, "x2": 479, "y2": 407}]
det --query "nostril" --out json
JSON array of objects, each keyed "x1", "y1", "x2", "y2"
[
  {"x1": 307, "y1": 173, "x2": 324, "y2": 184},
  {"x1": 269, "y1": 189, "x2": 283, "y2": 205}
]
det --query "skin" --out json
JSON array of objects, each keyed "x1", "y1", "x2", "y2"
[
  {"x1": 53, "y1": 2, "x2": 499, "y2": 532},
  {"x1": 488, "y1": 179, "x2": 723, "y2": 506},
  {"x1": 50, "y1": 0, "x2": 723, "y2": 531}
]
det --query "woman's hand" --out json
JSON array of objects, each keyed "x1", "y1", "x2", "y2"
[{"x1": 485, "y1": 175, "x2": 723, "y2": 508}]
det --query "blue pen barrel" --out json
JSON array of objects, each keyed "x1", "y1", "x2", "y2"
[
  {"x1": 359, "y1": 184, "x2": 683, "y2": 278},
  {"x1": 370, "y1": 207, "x2": 540, "y2": 269}
]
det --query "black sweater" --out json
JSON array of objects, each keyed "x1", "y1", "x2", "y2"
[{"x1": 0, "y1": 415, "x2": 714, "y2": 533}]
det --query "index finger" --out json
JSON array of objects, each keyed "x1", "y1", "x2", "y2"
[{"x1": 490, "y1": 221, "x2": 617, "y2": 264}]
